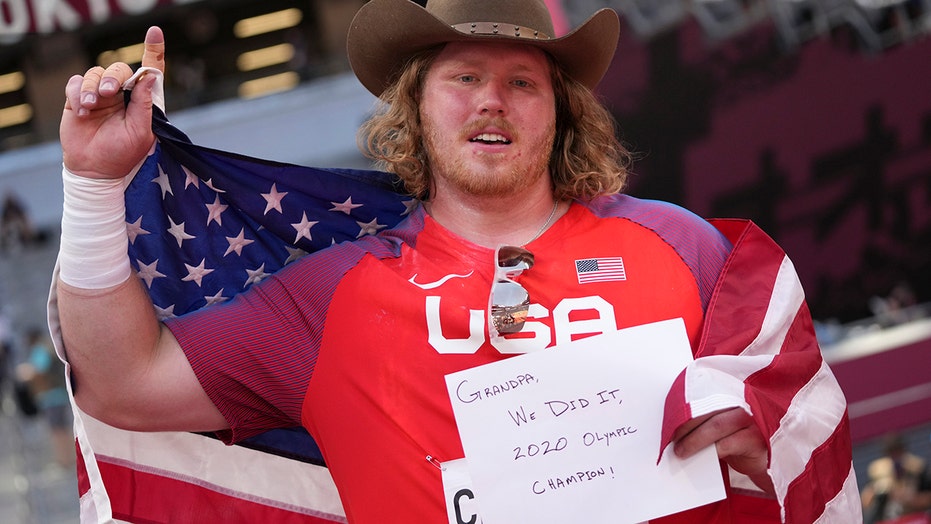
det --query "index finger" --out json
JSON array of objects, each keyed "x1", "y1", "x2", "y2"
[
  {"x1": 673, "y1": 407, "x2": 750, "y2": 457},
  {"x1": 671, "y1": 411, "x2": 716, "y2": 442},
  {"x1": 141, "y1": 26, "x2": 166, "y2": 73}
]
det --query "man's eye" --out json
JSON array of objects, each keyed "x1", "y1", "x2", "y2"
[
  {"x1": 458, "y1": 75, "x2": 476, "y2": 83},
  {"x1": 513, "y1": 79, "x2": 530, "y2": 88}
]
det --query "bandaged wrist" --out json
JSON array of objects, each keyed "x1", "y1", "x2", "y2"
[{"x1": 59, "y1": 165, "x2": 132, "y2": 288}]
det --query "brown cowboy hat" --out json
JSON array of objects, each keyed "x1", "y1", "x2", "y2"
[{"x1": 347, "y1": 0, "x2": 620, "y2": 97}]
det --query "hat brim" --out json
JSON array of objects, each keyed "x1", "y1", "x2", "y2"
[{"x1": 347, "y1": 0, "x2": 620, "y2": 97}]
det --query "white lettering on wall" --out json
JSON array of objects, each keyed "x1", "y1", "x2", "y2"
[
  {"x1": 86, "y1": 0, "x2": 111, "y2": 24},
  {"x1": 116, "y1": 0, "x2": 158, "y2": 15},
  {"x1": 0, "y1": 0, "x2": 199, "y2": 43},
  {"x1": 0, "y1": 0, "x2": 30, "y2": 39},
  {"x1": 32, "y1": 0, "x2": 81, "y2": 34}
]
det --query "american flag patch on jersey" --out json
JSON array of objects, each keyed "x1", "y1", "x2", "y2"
[{"x1": 575, "y1": 257, "x2": 627, "y2": 284}]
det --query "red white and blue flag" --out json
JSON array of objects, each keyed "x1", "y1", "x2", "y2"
[
  {"x1": 49, "y1": 103, "x2": 858, "y2": 523},
  {"x1": 659, "y1": 219, "x2": 860, "y2": 523},
  {"x1": 51, "y1": 105, "x2": 413, "y2": 523},
  {"x1": 575, "y1": 256, "x2": 627, "y2": 284}
]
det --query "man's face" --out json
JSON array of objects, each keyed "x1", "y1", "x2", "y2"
[{"x1": 419, "y1": 41, "x2": 557, "y2": 198}]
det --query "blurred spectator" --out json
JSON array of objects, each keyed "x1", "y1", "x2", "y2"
[
  {"x1": 814, "y1": 317, "x2": 846, "y2": 347},
  {"x1": 0, "y1": 190, "x2": 36, "y2": 251},
  {"x1": 15, "y1": 327, "x2": 74, "y2": 469},
  {"x1": 870, "y1": 281, "x2": 922, "y2": 327},
  {"x1": 861, "y1": 433, "x2": 931, "y2": 524},
  {"x1": 172, "y1": 55, "x2": 207, "y2": 107}
]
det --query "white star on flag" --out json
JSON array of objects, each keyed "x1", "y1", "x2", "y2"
[
  {"x1": 154, "y1": 304, "x2": 175, "y2": 320},
  {"x1": 182, "y1": 259, "x2": 214, "y2": 287},
  {"x1": 153, "y1": 165, "x2": 173, "y2": 198},
  {"x1": 183, "y1": 165, "x2": 200, "y2": 189},
  {"x1": 203, "y1": 178, "x2": 225, "y2": 193},
  {"x1": 206, "y1": 195, "x2": 228, "y2": 226},
  {"x1": 284, "y1": 245, "x2": 308, "y2": 265},
  {"x1": 136, "y1": 259, "x2": 165, "y2": 288},
  {"x1": 330, "y1": 197, "x2": 363, "y2": 215},
  {"x1": 291, "y1": 212, "x2": 319, "y2": 243},
  {"x1": 167, "y1": 217, "x2": 196, "y2": 247},
  {"x1": 204, "y1": 289, "x2": 228, "y2": 306},
  {"x1": 224, "y1": 228, "x2": 255, "y2": 257},
  {"x1": 262, "y1": 183, "x2": 288, "y2": 215},
  {"x1": 402, "y1": 199, "x2": 419, "y2": 216},
  {"x1": 356, "y1": 217, "x2": 387, "y2": 237},
  {"x1": 245, "y1": 263, "x2": 271, "y2": 287},
  {"x1": 126, "y1": 217, "x2": 150, "y2": 244}
]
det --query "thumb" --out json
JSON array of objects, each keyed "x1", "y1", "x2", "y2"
[
  {"x1": 125, "y1": 73, "x2": 156, "y2": 137},
  {"x1": 141, "y1": 26, "x2": 166, "y2": 75}
]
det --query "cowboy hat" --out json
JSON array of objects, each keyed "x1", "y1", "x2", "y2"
[{"x1": 347, "y1": 0, "x2": 620, "y2": 97}]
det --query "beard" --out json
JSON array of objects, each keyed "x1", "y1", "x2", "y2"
[{"x1": 422, "y1": 116, "x2": 556, "y2": 198}]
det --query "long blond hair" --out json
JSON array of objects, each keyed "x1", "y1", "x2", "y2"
[{"x1": 358, "y1": 48, "x2": 632, "y2": 201}]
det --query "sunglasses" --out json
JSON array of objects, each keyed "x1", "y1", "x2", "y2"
[{"x1": 489, "y1": 245, "x2": 535, "y2": 338}]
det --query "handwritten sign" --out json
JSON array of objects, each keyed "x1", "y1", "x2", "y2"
[{"x1": 445, "y1": 318, "x2": 725, "y2": 524}]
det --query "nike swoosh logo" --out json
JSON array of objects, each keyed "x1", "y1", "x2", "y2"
[{"x1": 408, "y1": 271, "x2": 474, "y2": 290}]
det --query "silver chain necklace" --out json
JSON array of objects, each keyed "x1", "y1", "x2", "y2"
[{"x1": 521, "y1": 200, "x2": 559, "y2": 246}]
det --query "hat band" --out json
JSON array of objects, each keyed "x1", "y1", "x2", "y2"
[{"x1": 450, "y1": 22, "x2": 551, "y2": 40}]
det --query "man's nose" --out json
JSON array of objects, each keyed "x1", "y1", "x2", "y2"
[{"x1": 478, "y1": 82, "x2": 508, "y2": 115}]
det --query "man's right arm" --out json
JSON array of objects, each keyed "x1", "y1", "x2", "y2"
[{"x1": 58, "y1": 26, "x2": 228, "y2": 433}]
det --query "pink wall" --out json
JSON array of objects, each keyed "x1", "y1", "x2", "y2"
[{"x1": 600, "y1": 19, "x2": 931, "y2": 323}]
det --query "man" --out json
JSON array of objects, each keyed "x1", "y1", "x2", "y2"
[
  {"x1": 16, "y1": 327, "x2": 74, "y2": 468},
  {"x1": 57, "y1": 0, "x2": 858, "y2": 522},
  {"x1": 861, "y1": 433, "x2": 931, "y2": 523}
]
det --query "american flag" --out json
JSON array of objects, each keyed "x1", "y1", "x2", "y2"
[
  {"x1": 575, "y1": 256, "x2": 626, "y2": 284},
  {"x1": 59, "y1": 107, "x2": 859, "y2": 522},
  {"x1": 67, "y1": 107, "x2": 414, "y2": 523},
  {"x1": 127, "y1": 108, "x2": 416, "y2": 321},
  {"x1": 659, "y1": 219, "x2": 860, "y2": 523}
]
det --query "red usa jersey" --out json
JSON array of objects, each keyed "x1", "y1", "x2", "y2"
[{"x1": 167, "y1": 195, "x2": 739, "y2": 523}]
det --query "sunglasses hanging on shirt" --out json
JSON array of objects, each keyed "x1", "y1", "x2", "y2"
[{"x1": 489, "y1": 245, "x2": 534, "y2": 338}]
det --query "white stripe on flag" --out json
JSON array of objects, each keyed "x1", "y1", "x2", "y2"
[
  {"x1": 575, "y1": 257, "x2": 626, "y2": 284},
  {"x1": 769, "y1": 360, "x2": 848, "y2": 506},
  {"x1": 740, "y1": 255, "x2": 804, "y2": 357},
  {"x1": 79, "y1": 410, "x2": 346, "y2": 519},
  {"x1": 814, "y1": 466, "x2": 861, "y2": 524}
]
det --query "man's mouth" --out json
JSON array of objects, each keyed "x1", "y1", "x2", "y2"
[{"x1": 469, "y1": 133, "x2": 511, "y2": 145}]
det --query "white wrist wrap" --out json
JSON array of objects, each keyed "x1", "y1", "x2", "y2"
[{"x1": 59, "y1": 165, "x2": 132, "y2": 288}]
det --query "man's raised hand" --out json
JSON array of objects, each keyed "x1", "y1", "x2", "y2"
[{"x1": 61, "y1": 26, "x2": 167, "y2": 180}]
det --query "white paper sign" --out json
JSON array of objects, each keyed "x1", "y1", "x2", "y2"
[{"x1": 445, "y1": 318, "x2": 726, "y2": 524}]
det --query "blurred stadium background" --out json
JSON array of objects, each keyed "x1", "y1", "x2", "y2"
[{"x1": 1, "y1": 1, "x2": 930, "y2": 522}]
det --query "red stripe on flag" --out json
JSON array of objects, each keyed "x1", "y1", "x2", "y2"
[
  {"x1": 96, "y1": 459, "x2": 342, "y2": 523},
  {"x1": 743, "y1": 307, "x2": 824, "y2": 436},
  {"x1": 76, "y1": 439, "x2": 91, "y2": 497},
  {"x1": 659, "y1": 371, "x2": 691, "y2": 461},
  {"x1": 695, "y1": 219, "x2": 786, "y2": 359},
  {"x1": 782, "y1": 414, "x2": 853, "y2": 523}
]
